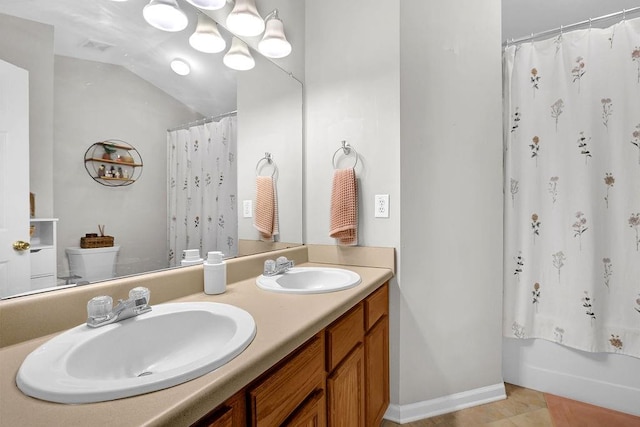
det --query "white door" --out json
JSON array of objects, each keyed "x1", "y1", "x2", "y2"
[{"x1": 0, "y1": 59, "x2": 30, "y2": 298}]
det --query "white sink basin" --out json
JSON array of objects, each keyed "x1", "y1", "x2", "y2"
[
  {"x1": 256, "y1": 267, "x2": 361, "y2": 294},
  {"x1": 16, "y1": 302, "x2": 256, "y2": 404}
]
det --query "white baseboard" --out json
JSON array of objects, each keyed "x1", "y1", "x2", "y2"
[{"x1": 384, "y1": 383, "x2": 506, "y2": 424}]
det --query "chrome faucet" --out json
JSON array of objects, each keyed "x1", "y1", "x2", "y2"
[
  {"x1": 263, "y1": 256, "x2": 295, "y2": 276},
  {"x1": 86, "y1": 287, "x2": 152, "y2": 328}
]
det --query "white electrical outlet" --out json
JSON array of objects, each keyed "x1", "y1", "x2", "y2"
[
  {"x1": 243, "y1": 200, "x2": 253, "y2": 218},
  {"x1": 375, "y1": 194, "x2": 389, "y2": 218}
]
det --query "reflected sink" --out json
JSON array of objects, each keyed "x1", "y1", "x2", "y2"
[
  {"x1": 16, "y1": 302, "x2": 256, "y2": 404},
  {"x1": 256, "y1": 267, "x2": 361, "y2": 294}
]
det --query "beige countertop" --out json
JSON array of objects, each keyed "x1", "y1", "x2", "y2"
[{"x1": 0, "y1": 260, "x2": 392, "y2": 427}]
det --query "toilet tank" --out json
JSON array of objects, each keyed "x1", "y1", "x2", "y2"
[{"x1": 65, "y1": 246, "x2": 120, "y2": 283}]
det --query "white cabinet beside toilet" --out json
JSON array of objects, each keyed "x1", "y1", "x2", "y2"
[{"x1": 29, "y1": 218, "x2": 58, "y2": 291}]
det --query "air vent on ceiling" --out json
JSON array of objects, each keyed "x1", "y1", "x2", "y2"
[{"x1": 80, "y1": 39, "x2": 115, "y2": 52}]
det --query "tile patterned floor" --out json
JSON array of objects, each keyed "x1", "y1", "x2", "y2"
[{"x1": 381, "y1": 383, "x2": 640, "y2": 427}]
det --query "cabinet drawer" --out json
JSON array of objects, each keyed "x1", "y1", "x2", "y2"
[
  {"x1": 249, "y1": 334, "x2": 324, "y2": 427},
  {"x1": 364, "y1": 284, "x2": 388, "y2": 331},
  {"x1": 326, "y1": 303, "x2": 364, "y2": 372},
  {"x1": 30, "y1": 248, "x2": 56, "y2": 277}
]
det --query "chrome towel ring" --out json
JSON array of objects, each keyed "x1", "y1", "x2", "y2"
[
  {"x1": 256, "y1": 152, "x2": 277, "y2": 177},
  {"x1": 332, "y1": 140, "x2": 358, "y2": 169}
]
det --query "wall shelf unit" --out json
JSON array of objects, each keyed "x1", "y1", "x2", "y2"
[{"x1": 84, "y1": 140, "x2": 143, "y2": 187}]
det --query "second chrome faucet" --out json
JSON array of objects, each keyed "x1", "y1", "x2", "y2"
[{"x1": 263, "y1": 256, "x2": 295, "y2": 276}]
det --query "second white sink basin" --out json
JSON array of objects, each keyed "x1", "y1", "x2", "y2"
[
  {"x1": 256, "y1": 267, "x2": 361, "y2": 294},
  {"x1": 16, "y1": 302, "x2": 256, "y2": 404}
]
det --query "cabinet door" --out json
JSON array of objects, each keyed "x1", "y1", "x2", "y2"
[
  {"x1": 283, "y1": 389, "x2": 326, "y2": 427},
  {"x1": 365, "y1": 316, "x2": 389, "y2": 427},
  {"x1": 327, "y1": 344, "x2": 365, "y2": 427}
]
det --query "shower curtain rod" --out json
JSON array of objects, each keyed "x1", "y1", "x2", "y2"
[
  {"x1": 504, "y1": 6, "x2": 640, "y2": 46},
  {"x1": 167, "y1": 109, "x2": 237, "y2": 132}
]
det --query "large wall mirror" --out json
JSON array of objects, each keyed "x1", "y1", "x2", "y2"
[{"x1": 0, "y1": 0, "x2": 303, "y2": 299}]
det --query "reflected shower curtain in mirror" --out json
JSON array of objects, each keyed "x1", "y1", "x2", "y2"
[
  {"x1": 503, "y1": 17, "x2": 640, "y2": 358},
  {"x1": 167, "y1": 116, "x2": 238, "y2": 266}
]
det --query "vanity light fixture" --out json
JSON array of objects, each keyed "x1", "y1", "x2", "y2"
[
  {"x1": 226, "y1": 0, "x2": 264, "y2": 37},
  {"x1": 171, "y1": 58, "x2": 191, "y2": 75},
  {"x1": 223, "y1": 37, "x2": 255, "y2": 70},
  {"x1": 258, "y1": 9, "x2": 291, "y2": 59},
  {"x1": 183, "y1": 0, "x2": 226, "y2": 10},
  {"x1": 189, "y1": 14, "x2": 227, "y2": 53},
  {"x1": 143, "y1": 0, "x2": 188, "y2": 32}
]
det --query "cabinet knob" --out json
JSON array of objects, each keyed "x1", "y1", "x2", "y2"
[{"x1": 13, "y1": 240, "x2": 31, "y2": 251}]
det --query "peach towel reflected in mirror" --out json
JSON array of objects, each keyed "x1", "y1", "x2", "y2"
[{"x1": 254, "y1": 176, "x2": 279, "y2": 241}]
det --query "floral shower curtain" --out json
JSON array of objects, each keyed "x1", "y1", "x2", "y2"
[
  {"x1": 167, "y1": 116, "x2": 238, "y2": 266},
  {"x1": 503, "y1": 17, "x2": 640, "y2": 358}
]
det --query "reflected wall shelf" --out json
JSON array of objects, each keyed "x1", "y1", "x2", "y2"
[
  {"x1": 30, "y1": 218, "x2": 58, "y2": 291},
  {"x1": 84, "y1": 140, "x2": 143, "y2": 187}
]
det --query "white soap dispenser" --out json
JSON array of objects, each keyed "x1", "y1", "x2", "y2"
[{"x1": 204, "y1": 251, "x2": 226, "y2": 295}]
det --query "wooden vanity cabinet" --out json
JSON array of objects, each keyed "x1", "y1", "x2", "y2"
[
  {"x1": 325, "y1": 283, "x2": 389, "y2": 427},
  {"x1": 192, "y1": 282, "x2": 389, "y2": 427}
]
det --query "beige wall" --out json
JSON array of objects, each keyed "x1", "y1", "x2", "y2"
[
  {"x1": 305, "y1": 0, "x2": 503, "y2": 416},
  {"x1": 304, "y1": 0, "x2": 401, "y2": 248},
  {"x1": 398, "y1": 0, "x2": 503, "y2": 405}
]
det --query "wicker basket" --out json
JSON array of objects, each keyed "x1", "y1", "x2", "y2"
[{"x1": 80, "y1": 235, "x2": 114, "y2": 248}]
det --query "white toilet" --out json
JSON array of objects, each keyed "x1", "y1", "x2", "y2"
[{"x1": 65, "y1": 245, "x2": 120, "y2": 283}]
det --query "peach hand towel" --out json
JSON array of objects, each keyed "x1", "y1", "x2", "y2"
[
  {"x1": 329, "y1": 168, "x2": 358, "y2": 245},
  {"x1": 254, "y1": 176, "x2": 279, "y2": 241}
]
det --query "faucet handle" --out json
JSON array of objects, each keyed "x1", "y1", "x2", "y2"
[
  {"x1": 87, "y1": 295, "x2": 113, "y2": 320},
  {"x1": 129, "y1": 287, "x2": 150, "y2": 306},
  {"x1": 276, "y1": 256, "x2": 289, "y2": 266},
  {"x1": 276, "y1": 256, "x2": 294, "y2": 268},
  {"x1": 264, "y1": 259, "x2": 276, "y2": 275}
]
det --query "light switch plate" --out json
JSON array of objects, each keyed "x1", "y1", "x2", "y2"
[
  {"x1": 243, "y1": 200, "x2": 252, "y2": 218},
  {"x1": 375, "y1": 194, "x2": 389, "y2": 218}
]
